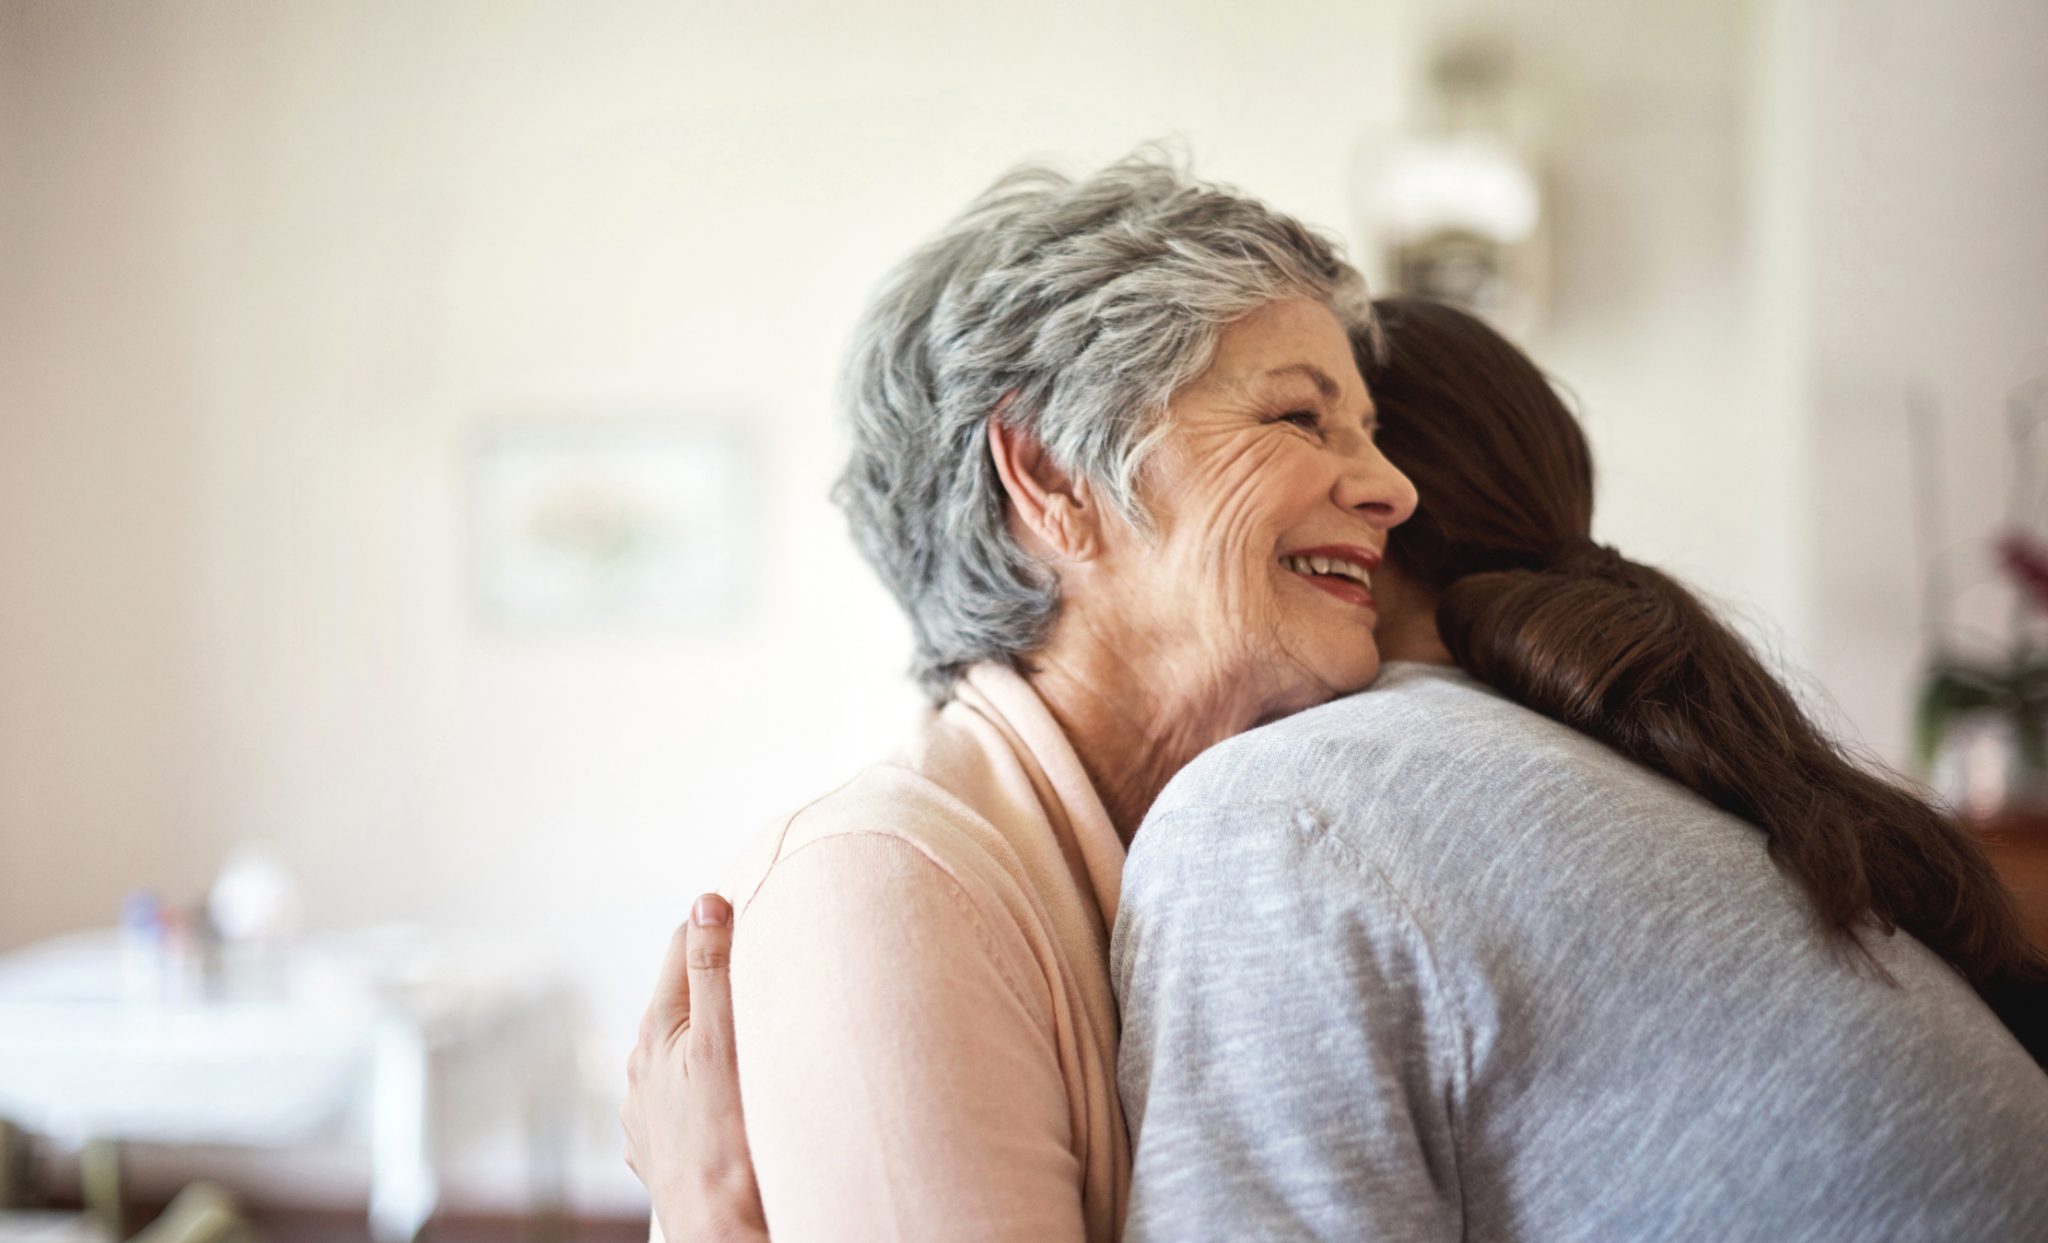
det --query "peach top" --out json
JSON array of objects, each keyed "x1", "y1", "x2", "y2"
[{"x1": 719, "y1": 663, "x2": 1130, "y2": 1242}]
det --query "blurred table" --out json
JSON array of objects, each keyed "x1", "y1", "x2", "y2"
[{"x1": 0, "y1": 929, "x2": 576, "y2": 1242}]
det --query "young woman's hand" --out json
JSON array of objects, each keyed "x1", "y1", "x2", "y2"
[{"x1": 623, "y1": 893, "x2": 769, "y2": 1243}]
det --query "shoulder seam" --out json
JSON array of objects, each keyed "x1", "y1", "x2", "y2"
[
  {"x1": 1142, "y1": 798, "x2": 1473, "y2": 1210},
  {"x1": 734, "y1": 771, "x2": 869, "y2": 916},
  {"x1": 1282, "y1": 804, "x2": 1473, "y2": 1222}
]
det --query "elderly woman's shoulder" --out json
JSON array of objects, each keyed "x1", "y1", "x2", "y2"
[{"x1": 720, "y1": 756, "x2": 1036, "y2": 928}]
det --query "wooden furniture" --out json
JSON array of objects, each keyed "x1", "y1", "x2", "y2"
[{"x1": 1969, "y1": 809, "x2": 2048, "y2": 953}]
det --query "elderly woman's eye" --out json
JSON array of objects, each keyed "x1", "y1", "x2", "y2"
[{"x1": 1279, "y1": 411, "x2": 1322, "y2": 432}]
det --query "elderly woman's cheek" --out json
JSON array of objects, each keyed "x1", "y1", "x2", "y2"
[
  {"x1": 1192, "y1": 439, "x2": 1297, "y2": 550},
  {"x1": 1202, "y1": 501, "x2": 1285, "y2": 614}
]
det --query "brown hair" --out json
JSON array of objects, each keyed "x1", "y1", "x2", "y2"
[{"x1": 1364, "y1": 295, "x2": 2044, "y2": 1009}]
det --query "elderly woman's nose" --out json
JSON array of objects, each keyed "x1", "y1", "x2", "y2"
[{"x1": 1333, "y1": 444, "x2": 1419, "y2": 529}]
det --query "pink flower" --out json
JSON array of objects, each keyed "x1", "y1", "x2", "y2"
[{"x1": 1998, "y1": 531, "x2": 2048, "y2": 615}]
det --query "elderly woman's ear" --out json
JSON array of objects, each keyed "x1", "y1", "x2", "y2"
[{"x1": 988, "y1": 413, "x2": 1105, "y2": 562}]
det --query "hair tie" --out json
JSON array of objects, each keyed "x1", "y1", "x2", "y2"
[{"x1": 1545, "y1": 536, "x2": 1627, "y2": 576}]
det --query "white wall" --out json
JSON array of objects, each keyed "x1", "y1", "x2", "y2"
[
  {"x1": 12, "y1": 0, "x2": 2026, "y2": 1213},
  {"x1": 1, "y1": 3, "x2": 219, "y2": 959},
  {"x1": 1807, "y1": 0, "x2": 2048, "y2": 761}
]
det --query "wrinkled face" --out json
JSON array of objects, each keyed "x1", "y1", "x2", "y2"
[{"x1": 1088, "y1": 297, "x2": 1419, "y2": 719}]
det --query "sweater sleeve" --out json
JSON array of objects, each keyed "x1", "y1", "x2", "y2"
[
  {"x1": 731, "y1": 830, "x2": 1088, "y2": 1243},
  {"x1": 1113, "y1": 802, "x2": 1465, "y2": 1242}
]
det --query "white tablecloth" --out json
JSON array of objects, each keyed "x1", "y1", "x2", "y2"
[{"x1": 0, "y1": 929, "x2": 576, "y2": 1241}]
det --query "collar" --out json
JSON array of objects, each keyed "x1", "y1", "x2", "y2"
[{"x1": 954, "y1": 662, "x2": 1126, "y2": 926}]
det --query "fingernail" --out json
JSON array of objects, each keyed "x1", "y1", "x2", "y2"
[{"x1": 692, "y1": 893, "x2": 731, "y2": 927}]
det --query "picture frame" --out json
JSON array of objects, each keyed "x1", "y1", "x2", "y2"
[{"x1": 467, "y1": 418, "x2": 751, "y2": 630}]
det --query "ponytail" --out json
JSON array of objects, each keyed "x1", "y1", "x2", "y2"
[
  {"x1": 1365, "y1": 296, "x2": 2045, "y2": 1007},
  {"x1": 1439, "y1": 548, "x2": 2039, "y2": 988}
]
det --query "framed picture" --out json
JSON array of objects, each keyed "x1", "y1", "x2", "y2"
[{"x1": 468, "y1": 418, "x2": 750, "y2": 629}]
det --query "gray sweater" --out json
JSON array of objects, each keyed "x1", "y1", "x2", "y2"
[{"x1": 1114, "y1": 662, "x2": 2048, "y2": 1243}]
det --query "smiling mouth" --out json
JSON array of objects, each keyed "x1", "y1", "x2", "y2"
[{"x1": 1280, "y1": 551, "x2": 1377, "y2": 610}]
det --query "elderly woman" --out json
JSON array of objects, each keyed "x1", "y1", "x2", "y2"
[{"x1": 624, "y1": 155, "x2": 1416, "y2": 1242}]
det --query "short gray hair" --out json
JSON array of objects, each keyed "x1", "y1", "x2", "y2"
[{"x1": 833, "y1": 152, "x2": 1371, "y2": 698}]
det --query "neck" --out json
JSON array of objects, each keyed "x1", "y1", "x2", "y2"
[
  {"x1": 1369, "y1": 566, "x2": 1457, "y2": 666},
  {"x1": 1024, "y1": 621, "x2": 1277, "y2": 843},
  {"x1": 1372, "y1": 608, "x2": 1456, "y2": 666}
]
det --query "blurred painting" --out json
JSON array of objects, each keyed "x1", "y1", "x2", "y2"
[{"x1": 469, "y1": 419, "x2": 748, "y2": 629}]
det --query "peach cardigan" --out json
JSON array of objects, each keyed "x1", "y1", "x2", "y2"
[{"x1": 719, "y1": 663, "x2": 1130, "y2": 1242}]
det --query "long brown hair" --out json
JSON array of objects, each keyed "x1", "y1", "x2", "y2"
[{"x1": 1364, "y1": 295, "x2": 2044, "y2": 1006}]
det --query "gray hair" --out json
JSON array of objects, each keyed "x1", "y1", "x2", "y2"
[{"x1": 833, "y1": 152, "x2": 1372, "y2": 698}]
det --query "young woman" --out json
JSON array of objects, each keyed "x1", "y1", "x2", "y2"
[{"x1": 1115, "y1": 296, "x2": 2048, "y2": 1241}]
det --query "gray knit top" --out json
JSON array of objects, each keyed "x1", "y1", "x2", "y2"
[{"x1": 1115, "y1": 662, "x2": 2048, "y2": 1242}]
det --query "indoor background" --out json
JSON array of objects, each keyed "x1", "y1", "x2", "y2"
[{"x1": 2, "y1": 0, "x2": 2044, "y2": 1231}]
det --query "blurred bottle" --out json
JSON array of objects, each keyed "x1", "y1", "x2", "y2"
[{"x1": 118, "y1": 890, "x2": 164, "y2": 1002}]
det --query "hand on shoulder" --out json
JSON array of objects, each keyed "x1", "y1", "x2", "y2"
[{"x1": 623, "y1": 893, "x2": 769, "y2": 1243}]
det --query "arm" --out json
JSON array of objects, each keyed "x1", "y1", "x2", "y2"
[
  {"x1": 1114, "y1": 802, "x2": 1465, "y2": 1242},
  {"x1": 732, "y1": 832, "x2": 1088, "y2": 1243}
]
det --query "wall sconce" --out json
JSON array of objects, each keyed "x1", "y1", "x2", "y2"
[{"x1": 1356, "y1": 36, "x2": 1547, "y2": 336}]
